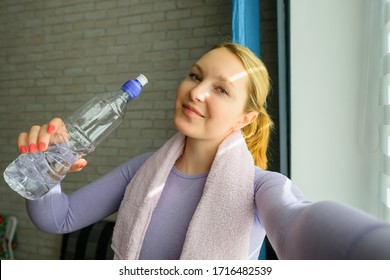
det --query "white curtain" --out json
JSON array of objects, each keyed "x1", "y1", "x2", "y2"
[
  {"x1": 380, "y1": 0, "x2": 390, "y2": 222},
  {"x1": 360, "y1": 0, "x2": 390, "y2": 222}
]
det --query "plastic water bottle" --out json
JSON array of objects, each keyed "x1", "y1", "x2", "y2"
[{"x1": 3, "y1": 74, "x2": 148, "y2": 200}]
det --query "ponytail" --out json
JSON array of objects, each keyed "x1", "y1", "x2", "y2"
[{"x1": 242, "y1": 107, "x2": 273, "y2": 170}]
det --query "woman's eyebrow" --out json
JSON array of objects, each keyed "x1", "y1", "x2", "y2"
[
  {"x1": 191, "y1": 64, "x2": 203, "y2": 73},
  {"x1": 193, "y1": 63, "x2": 237, "y2": 89}
]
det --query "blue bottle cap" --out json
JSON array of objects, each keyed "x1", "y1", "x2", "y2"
[{"x1": 121, "y1": 74, "x2": 148, "y2": 99}]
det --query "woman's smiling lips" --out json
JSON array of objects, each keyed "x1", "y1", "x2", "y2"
[{"x1": 182, "y1": 104, "x2": 205, "y2": 118}]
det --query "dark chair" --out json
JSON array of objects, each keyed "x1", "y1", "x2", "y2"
[{"x1": 60, "y1": 220, "x2": 115, "y2": 260}]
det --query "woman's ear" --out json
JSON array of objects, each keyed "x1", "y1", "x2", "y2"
[{"x1": 235, "y1": 112, "x2": 258, "y2": 130}]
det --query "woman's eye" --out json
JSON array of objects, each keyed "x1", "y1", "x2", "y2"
[
  {"x1": 189, "y1": 73, "x2": 201, "y2": 81},
  {"x1": 214, "y1": 86, "x2": 228, "y2": 95}
]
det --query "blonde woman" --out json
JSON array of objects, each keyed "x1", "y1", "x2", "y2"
[{"x1": 21, "y1": 42, "x2": 390, "y2": 259}]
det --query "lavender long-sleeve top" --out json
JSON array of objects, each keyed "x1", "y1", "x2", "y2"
[{"x1": 26, "y1": 152, "x2": 390, "y2": 259}]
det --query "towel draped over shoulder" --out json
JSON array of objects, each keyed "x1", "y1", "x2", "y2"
[{"x1": 111, "y1": 130, "x2": 255, "y2": 259}]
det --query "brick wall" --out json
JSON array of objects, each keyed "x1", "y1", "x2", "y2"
[{"x1": 0, "y1": 0, "x2": 231, "y2": 259}]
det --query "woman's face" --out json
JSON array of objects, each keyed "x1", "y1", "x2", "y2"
[{"x1": 174, "y1": 47, "x2": 255, "y2": 144}]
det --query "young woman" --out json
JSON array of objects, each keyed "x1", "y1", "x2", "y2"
[{"x1": 19, "y1": 42, "x2": 390, "y2": 259}]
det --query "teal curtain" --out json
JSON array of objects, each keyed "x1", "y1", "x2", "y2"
[
  {"x1": 232, "y1": 0, "x2": 261, "y2": 57},
  {"x1": 232, "y1": 0, "x2": 264, "y2": 259}
]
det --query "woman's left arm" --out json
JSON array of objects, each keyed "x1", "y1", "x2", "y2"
[{"x1": 254, "y1": 170, "x2": 390, "y2": 259}]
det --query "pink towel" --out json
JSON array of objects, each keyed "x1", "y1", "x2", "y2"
[{"x1": 111, "y1": 130, "x2": 255, "y2": 259}]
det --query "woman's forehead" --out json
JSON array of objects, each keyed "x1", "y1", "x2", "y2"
[{"x1": 196, "y1": 48, "x2": 248, "y2": 82}]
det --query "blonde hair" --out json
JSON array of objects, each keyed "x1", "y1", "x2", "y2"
[{"x1": 210, "y1": 42, "x2": 273, "y2": 169}]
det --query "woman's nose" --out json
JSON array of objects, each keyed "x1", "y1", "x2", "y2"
[{"x1": 190, "y1": 83, "x2": 210, "y2": 102}]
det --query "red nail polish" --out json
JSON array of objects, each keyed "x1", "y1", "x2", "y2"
[
  {"x1": 28, "y1": 143, "x2": 36, "y2": 153},
  {"x1": 20, "y1": 146, "x2": 27, "y2": 154},
  {"x1": 47, "y1": 125, "x2": 55, "y2": 133},
  {"x1": 38, "y1": 142, "x2": 46, "y2": 151}
]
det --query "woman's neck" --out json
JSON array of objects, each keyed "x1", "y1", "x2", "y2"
[{"x1": 174, "y1": 137, "x2": 220, "y2": 175}]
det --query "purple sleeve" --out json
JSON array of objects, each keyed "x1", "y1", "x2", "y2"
[
  {"x1": 254, "y1": 170, "x2": 390, "y2": 259},
  {"x1": 25, "y1": 152, "x2": 152, "y2": 234}
]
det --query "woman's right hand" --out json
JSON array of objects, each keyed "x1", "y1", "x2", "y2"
[{"x1": 17, "y1": 117, "x2": 88, "y2": 172}]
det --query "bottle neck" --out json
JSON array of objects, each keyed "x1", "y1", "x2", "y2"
[{"x1": 120, "y1": 89, "x2": 131, "y2": 103}]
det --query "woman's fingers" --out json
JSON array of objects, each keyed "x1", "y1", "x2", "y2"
[
  {"x1": 26, "y1": 124, "x2": 52, "y2": 152},
  {"x1": 47, "y1": 118, "x2": 69, "y2": 145},
  {"x1": 70, "y1": 159, "x2": 88, "y2": 172},
  {"x1": 17, "y1": 118, "x2": 66, "y2": 154},
  {"x1": 37, "y1": 124, "x2": 51, "y2": 151},
  {"x1": 48, "y1": 118, "x2": 66, "y2": 134},
  {"x1": 27, "y1": 125, "x2": 41, "y2": 153},
  {"x1": 18, "y1": 132, "x2": 29, "y2": 154},
  {"x1": 17, "y1": 118, "x2": 87, "y2": 173}
]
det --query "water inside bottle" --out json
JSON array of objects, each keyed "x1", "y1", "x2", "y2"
[{"x1": 3, "y1": 145, "x2": 75, "y2": 200}]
